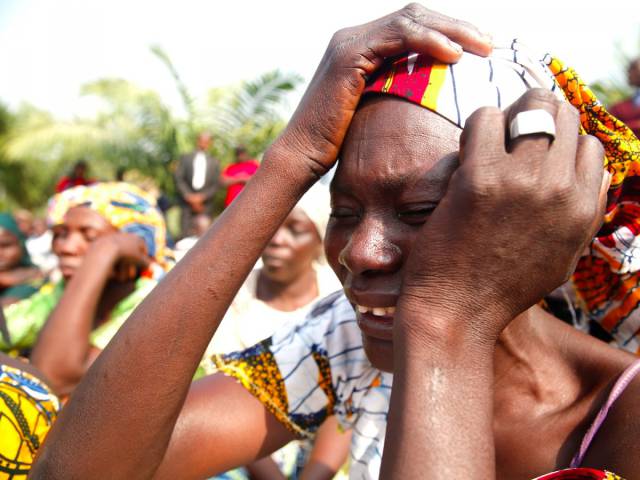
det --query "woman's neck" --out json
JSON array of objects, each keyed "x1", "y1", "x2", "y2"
[
  {"x1": 256, "y1": 268, "x2": 319, "y2": 312},
  {"x1": 493, "y1": 305, "x2": 583, "y2": 416}
]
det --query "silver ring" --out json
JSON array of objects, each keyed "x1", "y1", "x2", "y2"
[{"x1": 509, "y1": 109, "x2": 556, "y2": 142}]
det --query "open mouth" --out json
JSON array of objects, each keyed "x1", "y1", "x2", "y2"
[
  {"x1": 356, "y1": 305, "x2": 396, "y2": 317},
  {"x1": 355, "y1": 304, "x2": 396, "y2": 341}
]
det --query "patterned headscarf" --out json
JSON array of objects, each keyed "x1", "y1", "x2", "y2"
[
  {"x1": 47, "y1": 182, "x2": 172, "y2": 269},
  {"x1": 0, "y1": 213, "x2": 33, "y2": 268},
  {"x1": 364, "y1": 41, "x2": 640, "y2": 353}
]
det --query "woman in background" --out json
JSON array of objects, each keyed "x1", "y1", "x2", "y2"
[
  {"x1": 0, "y1": 213, "x2": 41, "y2": 307},
  {"x1": 205, "y1": 183, "x2": 348, "y2": 480},
  {"x1": 207, "y1": 183, "x2": 341, "y2": 356},
  {"x1": 0, "y1": 182, "x2": 171, "y2": 396}
]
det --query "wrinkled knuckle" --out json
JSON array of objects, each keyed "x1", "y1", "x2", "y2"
[
  {"x1": 330, "y1": 28, "x2": 352, "y2": 49},
  {"x1": 579, "y1": 133, "x2": 605, "y2": 156},
  {"x1": 559, "y1": 101, "x2": 580, "y2": 122},
  {"x1": 524, "y1": 88, "x2": 560, "y2": 104},
  {"x1": 469, "y1": 106, "x2": 502, "y2": 124},
  {"x1": 518, "y1": 88, "x2": 561, "y2": 113},
  {"x1": 555, "y1": 185, "x2": 576, "y2": 205},
  {"x1": 452, "y1": 17, "x2": 477, "y2": 32},
  {"x1": 401, "y1": 3, "x2": 425, "y2": 19},
  {"x1": 388, "y1": 14, "x2": 413, "y2": 35},
  {"x1": 577, "y1": 191, "x2": 599, "y2": 220},
  {"x1": 462, "y1": 107, "x2": 503, "y2": 142},
  {"x1": 511, "y1": 173, "x2": 540, "y2": 197}
]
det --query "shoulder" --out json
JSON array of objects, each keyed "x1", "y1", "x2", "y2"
[{"x1": 580, "y1": 359, "x2": 640, "y2": 476}]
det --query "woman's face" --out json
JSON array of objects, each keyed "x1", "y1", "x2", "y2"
[
  {"x1": 261, "y1": 208, "x2": 322, "y2": 284},
  {"x1": 52, "y1": 206, "x2": 117, "y2": 280},
  {"x1": 325, "y1": 96, "x2": 461, "y2": 372},
  {"x1": 0, "y1": 229, "x2": 23, "y2": 272}
]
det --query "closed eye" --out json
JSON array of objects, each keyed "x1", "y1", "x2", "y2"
[
  {"x1": 329, "y1": 207, "x2": 359, "y2": 221},
  {"x1": 397, "y1": 206, "x2": 436, "y2": 225}
]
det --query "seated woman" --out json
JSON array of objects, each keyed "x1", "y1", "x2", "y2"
[
  {"x1": 0, "y1": 182, "x2": 171, "y2": 396},
  {"x1": 30, "y1": 5, "x2": 640, "y2": 480},
  {"x1": 207, "y1": 182, "x2": 341, "y2": 356},
  {"x1": 0, "y1": 213, "x2": 42, "y2": 307},
  {"x1": 204, "y1": 182, "x2": 347, "y2": 479}
]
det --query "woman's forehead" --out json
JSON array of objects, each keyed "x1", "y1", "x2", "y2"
[
  {"x1": 336, "y1": 96, "x2": 461, "y2": 189},
  {"x1": 288, "y1": 207, "x2": 313, "y2": 225},
  {"x1": 61, "y1": 206, "x2": 113, "y2": 230}
]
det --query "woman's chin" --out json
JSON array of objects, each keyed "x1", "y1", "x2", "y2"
[
  {"x1": 59, "y1": 268, "x2": 76, "y2": 282},
  {"x1": 362, "y1": 334, "x2": 395, "y2": 373}
]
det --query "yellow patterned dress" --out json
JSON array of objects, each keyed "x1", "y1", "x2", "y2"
[{"x1": 0, "y1": 364, "x2": 59, "y2": 479}]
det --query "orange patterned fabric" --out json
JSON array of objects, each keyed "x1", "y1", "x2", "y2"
[{"x1": 546, "y1": 58, "x2": 640, "y2": 353}]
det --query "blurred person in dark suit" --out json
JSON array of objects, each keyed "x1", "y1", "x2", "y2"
[{"x1": 174, "y1": 132, "x2": 220, "y2": 237}]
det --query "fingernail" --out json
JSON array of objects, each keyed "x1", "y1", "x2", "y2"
[
  {"x1": 481, "y1": 32, "x2": 493, "y2": 45},
  {"x1": 448, "y1": 40, "x2": 462, "y2": 54}
]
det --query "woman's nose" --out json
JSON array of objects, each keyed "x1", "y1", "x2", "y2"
[
  {"x1": 267, "y1": 225, "x2": 289, "y2": 247},
  {"x1": 55, "y1": 232, "x2": 85, "y2": 256},
  {"x1": 338, "y1": 219, "x2": 402, "y2": 276}
]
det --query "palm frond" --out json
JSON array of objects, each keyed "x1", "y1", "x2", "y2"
[{"x1": 150, "y1": 44, "x2": 196, "y2": 125}]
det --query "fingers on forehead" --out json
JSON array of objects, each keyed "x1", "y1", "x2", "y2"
[
  {"x1": 362, "y1": 4, "x2": 490, "y2": 62},
  {"x1": 460, "y1": 107, "x2": 505, "y2": 163},
  {"x1": 398, "y1": 3, "x2": 490, "y2": 55}
]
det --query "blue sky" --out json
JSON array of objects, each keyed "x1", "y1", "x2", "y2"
[{"x1": 1, "y1": 0, "x2": 638, "y2": 119}]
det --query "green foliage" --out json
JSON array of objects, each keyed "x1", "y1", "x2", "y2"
[
  {"x1": 205, "y1": 69, "x2": 302, "y2": 165},
  {"x1": 0, "y1": 48, "x2": 302, "y2": 213},
  {"x1": 0, "y1": 103, "x2": 57, "y2": 211}
]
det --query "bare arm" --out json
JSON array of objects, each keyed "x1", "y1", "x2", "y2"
[
  {"x1": 153, "y1": 374, "x2": 295, "y2": 480},
  {"x1": 30, "y1": 233, "x2": 148, "y2": 396},
  {"x1": 300, "y1": 416, "x2": 352, "y2": 480},
  {"x1": 29, "y1": 245, "x2": 111, "y2": 395}
]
